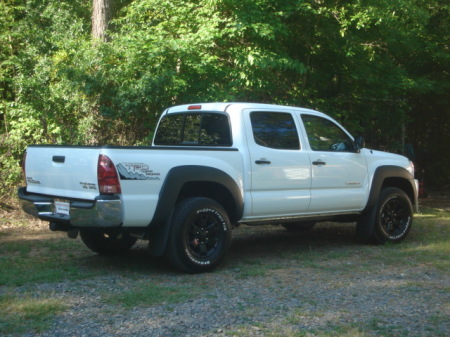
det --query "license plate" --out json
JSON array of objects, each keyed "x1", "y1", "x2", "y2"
[{"x1": 54, "y1": 199, "x2": 70, "y2": 215}]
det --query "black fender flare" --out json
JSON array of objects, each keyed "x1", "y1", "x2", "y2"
[
  {"x1": 147, "y1": 165, "x2": 243, "y2": 255},
  {"x1": 357, "y1": 165, "x2": 417, "y2": 239}
]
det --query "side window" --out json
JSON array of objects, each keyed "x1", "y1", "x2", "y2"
[
  {"x1": 250, "y1": 111, "x2": 300, "y2": 150},
  {"x1": 302, "y1": 114, "x2": 354, "y2": 152},
  {"x1": 154, "y1": 113, "x2": 232, "y2": 146}
]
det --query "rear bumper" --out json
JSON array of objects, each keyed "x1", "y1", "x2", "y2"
[{"x1": 18, "y1": 187, "x2": 122, "y2": 228}]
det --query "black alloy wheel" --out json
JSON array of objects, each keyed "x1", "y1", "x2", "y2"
[{"x1": 373, "y1": 187, "x2": 413, "y2": 243}]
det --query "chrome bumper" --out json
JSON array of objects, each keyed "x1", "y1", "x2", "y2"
[{"x1": 18, "y1": 187, "x2": 122, "y2": 227}]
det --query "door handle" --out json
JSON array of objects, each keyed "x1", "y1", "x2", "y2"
[
  {"x1": 52, "y1": 156, "x2": 65, "y2": 163},
  {"x1": 312, "y1": 160, "x2": 326, "y2": 166},
  {"x1": 255, "y1": 160, "x2": 271, "y2": 165}
]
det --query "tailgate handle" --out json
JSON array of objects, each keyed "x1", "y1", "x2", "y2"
[{"x1": 52, "y1": 155, "x2": 65, "y2": 163}]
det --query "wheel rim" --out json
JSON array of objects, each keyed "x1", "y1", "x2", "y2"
[
  {"x1": 186, "y1": 212, "x2": 223, "y2": 260},
  {"x1": 380, "y1": 196, "x2": 411, "y2": 238}
]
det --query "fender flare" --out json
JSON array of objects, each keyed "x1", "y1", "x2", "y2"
[
  {"x1": 147, "y1": 165, "x2": 243, "y2": 255},
  {"x1": 357, "y1": 165, "x2": 417, "y2": 239}
]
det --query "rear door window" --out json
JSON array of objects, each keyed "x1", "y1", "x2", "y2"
[{"x1": 250, "y1": 111, "x2": 300, "y2": 150}]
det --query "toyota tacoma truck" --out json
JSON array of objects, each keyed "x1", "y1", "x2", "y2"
[{"x1": 19, "y1": 103, "x2": 418, "y2": 273}]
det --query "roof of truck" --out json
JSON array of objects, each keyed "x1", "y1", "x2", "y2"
[{"x1": 165, "y1": 102, "x2": 322, "y2": 116}]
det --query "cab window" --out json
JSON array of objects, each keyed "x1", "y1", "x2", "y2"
[
  {"x1": 250, "y1": 111, "x2": 300, "y2": 150},
  {"x1": 302, "y1": 114, "x2": 354, "y2": 152}
]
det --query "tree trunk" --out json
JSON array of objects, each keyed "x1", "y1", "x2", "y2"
[{"x1": 92, "y1": 0, "x2": 113, "y2": 42}]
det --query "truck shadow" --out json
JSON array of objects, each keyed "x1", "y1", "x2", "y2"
[
  {"x1": 80, "y1": 222, "x2": 361, "y2": 274},
  {"x1": 227, "y1": 222, "x2": 360, "y2": 260}
]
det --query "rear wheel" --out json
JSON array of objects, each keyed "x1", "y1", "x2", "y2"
[
  {"x1": 370, "y1": 187, "x2": 413, "y2": 243},
  {"x1": 165, "y1": 197, "x2": 232, "y2": 273},
  {"x1": 80, "y1": 229, "x2": 137, "y2": 254}
]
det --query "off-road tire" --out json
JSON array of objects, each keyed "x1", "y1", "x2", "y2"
[
  {"x1": 165, "y1": 197, "x2": 232, "y2": 273},
  {"x1": 80, "y1": 229, "x2": 137, "y2": 255},
  {"x1": 370, "y1": 187, "x2": 413, "y2": 244}
]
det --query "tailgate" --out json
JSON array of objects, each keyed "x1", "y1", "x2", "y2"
[{"x1": 25, "y1": 146, "x2": 101, "y2": 200}]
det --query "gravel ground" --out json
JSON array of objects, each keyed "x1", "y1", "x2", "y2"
[
  {"x1": 17, "y1": 268, "x2": 448, "y2": 337},
  {"x1": 3, "y1": 219, "x2": 449, "y2": 337}
]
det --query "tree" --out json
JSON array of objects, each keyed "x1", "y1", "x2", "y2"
[
  {"x1": 92, "y1": 0, "x2": 113, "y2": 41},
  {"x1": 0, "y1": 0, "x2": 449, "y2": 199}
]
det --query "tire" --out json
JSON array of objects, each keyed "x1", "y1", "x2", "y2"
[
  {"x1": 165, "y1": 197, "x2": 232, "y2": 273},
  {"x1": 282, "y1": 221, "x2": 316, "y2": 232},
  {"x1": 370, "y1": 187, "x2": 413, "y2": 244},
  {"x1": 80, "y1": 229, "x2": 137, "y2": 255}
]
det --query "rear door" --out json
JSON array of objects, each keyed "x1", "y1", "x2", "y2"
[
  {"x1": 299, "y1": 114, "x2": 368, "y2": 212},
  {"x1": 243, "y1": 109, "x2": 311, "y2": 218}
]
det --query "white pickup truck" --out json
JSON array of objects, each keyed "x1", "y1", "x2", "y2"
[{"x1": 19, "y1": 103, "x2": 418, "y2": 272}]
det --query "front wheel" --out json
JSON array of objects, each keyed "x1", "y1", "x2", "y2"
[
  {"x1": 371, "y1": 187, "x2": 413, "y2": 244},
  {"x1": 165, "y1": 197, "x2": 232, "y2": 273},
  {"x1": 80, "y1": 229, "x2": 137, "y2": 255}
]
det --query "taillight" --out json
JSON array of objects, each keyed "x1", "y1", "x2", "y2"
[{"x1": 97, "y1": 154, "x2": 121, "y2": 194}]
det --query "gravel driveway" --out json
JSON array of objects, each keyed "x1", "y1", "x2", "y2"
[{"x1": 5, "y1": 220, "x2": 448, "y2": 337}]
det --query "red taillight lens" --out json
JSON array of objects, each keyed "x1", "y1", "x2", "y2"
[{"x1": 98, "y1": 154, "x2": 121, "y2": 194}]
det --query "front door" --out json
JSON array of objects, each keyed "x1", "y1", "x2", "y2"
[{"x1": 300, "y1": 114, "x2": 368, "y2": 213}]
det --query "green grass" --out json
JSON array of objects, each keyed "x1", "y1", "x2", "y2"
[
  {"x1": 0, "y1": 236, "x2": 99, "y2": 286},
  {"x1": 227, "y1": 323, "x2": 369, "y2": 337},
  {"x1": 103, "y1": 282, "x2": 203, "y2": 308},
  {"x1": 0, "y1": 294, "x2": 67, "y2": 335},
  {"x1": 234, "y1": 258, "x2": 280, "y2": 278}
]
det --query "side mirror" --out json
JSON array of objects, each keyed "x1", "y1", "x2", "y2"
[{"x1": 354, "y1": 136, "x2": 365, "y2": 153}]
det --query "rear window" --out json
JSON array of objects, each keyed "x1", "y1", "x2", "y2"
[{"x1": 154, "y1": 112, "x2": 232, "y2": 146}]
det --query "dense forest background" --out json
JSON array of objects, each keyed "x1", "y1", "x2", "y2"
[{"x1": 1, "y1": 0, "x2": 449, "y2": 199}]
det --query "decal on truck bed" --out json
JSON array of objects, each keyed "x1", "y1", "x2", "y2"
[{"x1": 117, "y1": 163, "x2": 161, "y2": 180}]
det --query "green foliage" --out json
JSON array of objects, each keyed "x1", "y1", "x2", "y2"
[{"x1": 1, "y1": 0, "x2": 449, "y2": 196}]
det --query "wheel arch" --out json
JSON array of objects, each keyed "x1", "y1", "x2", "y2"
[
  {"x1": 365, "y1": 166, "x2": 417, "y2": 212},
  {"x1": 146, "y1": 165, "x2": 243, "y2": 256},
  {"x1": 357, "y1": 165, "x2": 417, "y2": 240}
]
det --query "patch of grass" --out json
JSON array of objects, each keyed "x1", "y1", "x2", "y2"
[
  {"x1": 104, "y1": 282, "x2": 203, "y2": 308},
  {"x1": 0, "y1": 237, "x2": 100, "y2": 286},
  {"x1": 227, "y1": 322, "x2": 369, "y2": 337},
  {"x1": 374, "y1": 209, "x2": 450, "y2": 269},
  {"x1": 0, "y1": 294, "x2": 67, "y2": 335},
  {"x1": 234, "y1": 259, "x2": 281, "y2": 279},
  {"x1": 424, "y1": 314, "x2": 450, "y2": 337}
]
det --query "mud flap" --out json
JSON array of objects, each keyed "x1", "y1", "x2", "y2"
[
  {"x1": 147, "y1": 212, "x2": 174, "y2": 256},
  {"x1": 356, "y1": 207, "x2": 377, "y2": 240}
]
